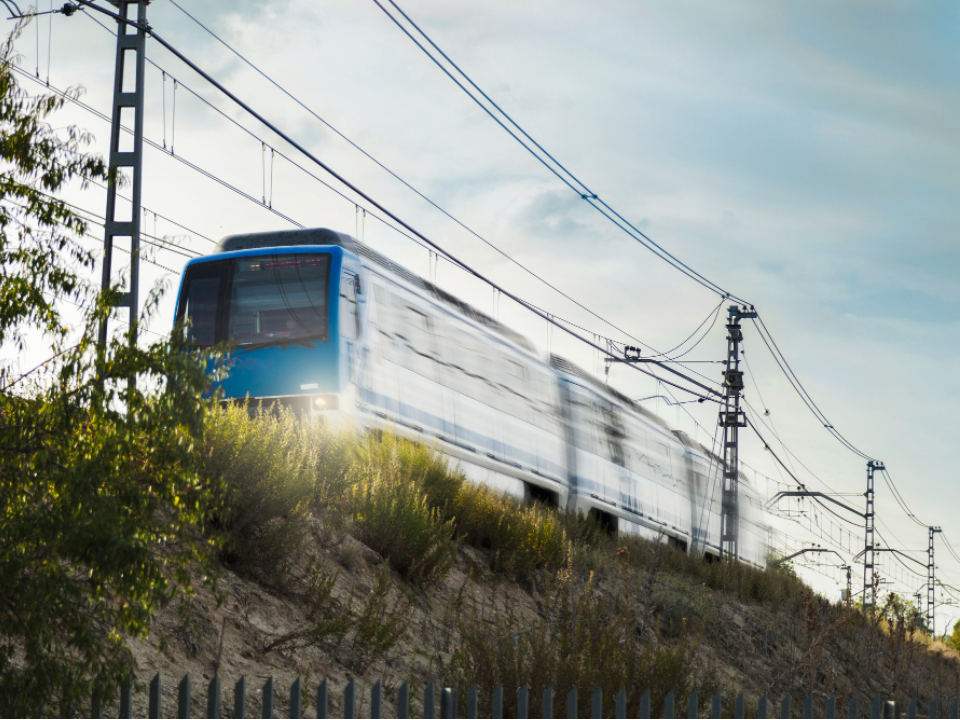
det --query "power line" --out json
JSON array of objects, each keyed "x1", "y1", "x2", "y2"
[
  {"x1": 369, "y1": 0, "x2": 748, "y2": 304},
  {"x1": 152, "y1": 1, "x2": 726, "y2": 382}
]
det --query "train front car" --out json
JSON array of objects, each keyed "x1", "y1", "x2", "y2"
[{"x1": 174, "y1": 228, "x2": 362, "y2": 419}]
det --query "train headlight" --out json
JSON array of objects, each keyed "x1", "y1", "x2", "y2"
[{"x1": 313, "y1": 396, "x2": 327, "y2": 409}]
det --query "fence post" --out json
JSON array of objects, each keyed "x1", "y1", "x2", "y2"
[
  {"x1": 517, "y1": 685, "x2": 529, "y2": 720},
  {"x1": 804, "y1": 693, "x2": 813, "y2": 719},
  {"x1": 593, "y1": 688, "x2": 603, "y2": 719},
  {"x1": 178, "y1": 674, "x2": 191, "y2": 719},
  {"x1": 616, "y1": 689, "x2": 626, "y2": 720},
  {"x1": 234, "y1": 677, "x2": 246, "y2": 720},
  {"x1": 849, "y1": 696, "x2": 858, "y2": 719},
  {"x1": 344, "y1": 678, "x2": 355, "y2": 720},
  {"x1": 712, "y1": 692, "x2": 722, "y2": 719},
  {"x1": 567, "y1": 686, "x2": 578, "y2": 719},
  {"x1": 398, "y1": 680, "x2": 409, "y2": 720},
  {"x1": 929, "y1": 698, "x2": 938, "y2": 720},
  {"x1": 491, "y1": 686, "x2": 503, "y2": 720},
  {"x1": 542, "y1": 686, "x2": 553, "y2": 720},
  {"x1": 689, "y1": 690, "x2": 699, "y2": 719},
  {"x1": 639, "y1": 689, "x2": 650, "y2": 719},
  {"x1": 664, "y1": 689, "x2": 674, "y2": 719},
  {"x1": 208, "y1": 675, "x2": 221, "y2": 719},
  {"x1": 92, "y1": 690, "x2": 102, "y2": 720},
  {"x1": 149, "y1": 673, "x2": 162, "y2": 719},
  {"x1": 871, "y1": 696, "x2": 880, "y2": 719},
  {"x1": 316, "y1": 679, "x2": 328, "y2": 720},
  {"x1": 735, "y1": 691, "x2": 744, "y2": 719},
  {"x1": 826, "y1": 695, "x2": 835, "y2": 719},
  {"x1": 423, "y1": 682, "x2": 435, "y2": 720},
  {"x1": 289, "y1": 677, "x2": 301, "y2": 720},
  {"x1": 263, "y1": 677, "x2": 274, "y2": 719},
  {"x1": 441, "y1": 687, "x2": 451, "y2": 719},
  {"x1": 908, "y1": 698, "x2": 916, "y2": 719},
  {"x1": 119, "y1": 677, "x2": 133, "y2": 720},
  {"x1": 371, "y1": 680, "x2": 382, "y2": 720},
  {"x1": 466, "y1": 685, "x2": 477, "y2": 719},
  {"x1": 781, "y1": 695, "x2": 790, "y2": 720},
  {"x1": 756, "y1": 693, "x2": 766, "y2": 719},
  {"x1": 950, "y1": 697, "x2": 958, "y2": 719}
]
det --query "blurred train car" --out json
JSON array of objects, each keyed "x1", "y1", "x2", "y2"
[{"x1": 174, "y1": 228, "x2": 768, "y2": 565}]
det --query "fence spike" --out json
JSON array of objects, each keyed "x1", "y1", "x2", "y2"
[
  {"x1": 316, "y1": 679, "x2": 328, "y2": 720},
  {"x1": 208, "y1": 676, "x2": 221, "y2": 719},
  {"x1": 91, "y1": 690, "x2": 102, "y2": 720},
  {"x1": 150, "y1": 673, "x2": 162, "y2": 719},
  {"x1": 542, "y1": 686, "x2": 553, "y2": 720},
  {"x1": 950, "y1": 697, "x2": 958, "y2": 719},
  {"x1": 781, "y1": 695, "x2": 790, "y2": 720},
  {"x1": 491, "y1": 686, "x2": 503, "y2": 720},
  {"x1": 639, "y1": 689, "x2": 650, "y2": 719},
  {"x1": 371, "y1": 680, "x2": 382, "y2": 720},
  {"x1": 178, "y1": 674, "x2": 191, "y2": 719},
  {"x1": 289, "y1": 677, "x2": 301, "y2": 720},
  {"x1": 712, "y1": 692, "x2": 722, "y2": 719},
  {"x1": 568, "y1": 686, "x2": 578, "y2": 719},
  {"x1": 871, "y1": 696, "x2": 880, "y2": 719},
  {"x1": 616, "y1": 689, "x2": 626, "y2": 720},
  {"x1": 756, "y1": 693, "x2": 766, "y2": 720},
  {"x1": 441, "y1": 687, "x2": 452, "y2": 719},
  {"x1": 423, "y1": 682, "x2": 435, "y2": 720},
  {"x1": 689, "y1": 690, "x2": 699, "y2": 719},
  {"x1": 735, "y1": 691, "x2": 744, "y2": 719},
  {"x1": 262, "y1": 677, "x2": 274, "y2": 719},
  {"x1": 120, "y1": 677, "x2": 133, "y2": 720},
  {"x1": 664, "y1": 689, "x2": 674, "y2": 719},
  {"x1": 929, "y1": 698, "x2": 938, "y2": 720},
  {"x1": 826, "y1": 695, "x2": 835, "y2": 719},
  {"x1": 908, "y1": 698, "x2": 917, "y2": 719},
  {"x1": 517, "y1": 685, "x2": 529, "y2": 720},
  {"x1": 398, "y1": 681, "x2": 409, "y2": 720},
  {"x1": 234, "y1": 677, "x2": 246, "y2": 720},
  {"x1": 849, "y1": 695, "x2": 858, "y2": 719},
  {"x1": 804, "y1": 693, "x2": 813, "y2": 719},
  {"x1": 467, "y1": 685, "x2": 477, "y2": 719},
  {"x1": 593, "y1": 687, "x2": 603, "y2": 719},
  {"x1": 344, "y1": 678, "x2": 355, "y2": 720}
]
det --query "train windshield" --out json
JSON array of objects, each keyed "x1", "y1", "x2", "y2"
[{"x1": 178, "y1": 253, "x2": 331, "y2": 348}]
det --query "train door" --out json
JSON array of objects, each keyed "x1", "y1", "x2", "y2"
[
  {"x1": 600, "y1": 401, "x2": 629, "y2": 508},
  {"x1": 339, "y1": 271, "x2": 360, "y2": 388}
]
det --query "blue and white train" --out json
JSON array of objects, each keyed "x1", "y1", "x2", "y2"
[{"x1": 175, "y1": 228, "x2": 768, "y2": 565}]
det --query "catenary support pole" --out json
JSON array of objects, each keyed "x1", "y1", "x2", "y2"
[
  {"x1": 719, "y1": 304, "x2": 756, "y2": 561},
  {"x1": 929, "y1": 526, "x2": 942, "y2": 633},
  {"x1": 863, "y1": 460, "x2": 883, "y2": 612},
  {"x1": 98, "y1": 0, "x2": 148, "y2": 367}
]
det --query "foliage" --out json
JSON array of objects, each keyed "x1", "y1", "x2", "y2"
[
  {"x1": 0, "y1": 24, "x2": 221, "y2": 716},
  {"x1": 947, "y1": 620, "x2": 960, "y2": 652}
]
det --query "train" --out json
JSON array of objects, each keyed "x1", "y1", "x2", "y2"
[{"x1": 174, "y1": 227, "x2": 768, "y2": 565}]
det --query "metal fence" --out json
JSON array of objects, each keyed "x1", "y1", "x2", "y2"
[{"x1": 92, "y1": 673, "x2": 960, "y2": 719}]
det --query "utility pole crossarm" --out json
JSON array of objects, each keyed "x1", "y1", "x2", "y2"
[
  {"x1": 772, "y1": 547, "x2": 845, "y2": 566},
  {"x1": 765, "y1": 491, "x2": 866, "y2": 518}
]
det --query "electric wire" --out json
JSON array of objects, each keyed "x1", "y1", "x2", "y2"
[
  {"x1": 67, "y1": 1, "x2": 724, "y2": 403},
  {"x1": 124, "y1": 3, "x2": 726, "y2": 381},
  {"x1": 369, "y1": 0, "x2": 748, "y2": 304}
]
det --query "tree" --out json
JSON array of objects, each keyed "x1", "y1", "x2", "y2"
[
  {"x1": 947, "y1": 620, "x2": 960, "y2": 652},
  {"x1": 0, "y1": 22, "x2": 222, "y2": 716}
]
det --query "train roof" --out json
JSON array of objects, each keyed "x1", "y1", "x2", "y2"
[{"x1": 214, "y1": 227, "x2": 357, "y2": 254}]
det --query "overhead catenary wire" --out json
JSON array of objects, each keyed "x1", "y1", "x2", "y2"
[
  {"x1": 369, "y1": 0, "x2": 748, "y2": 305},
  {"x1": 142, "y1": 2, "x2": 727, "y2": 381},
  {"x1": 66, "y1": 0, "x2": 724, "y2": 403}
]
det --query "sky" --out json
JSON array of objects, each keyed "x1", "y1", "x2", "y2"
[{"x1": 6, "y1": 0, "x2": 960, "y2": 628}]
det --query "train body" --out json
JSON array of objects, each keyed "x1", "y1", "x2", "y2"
[{"x1": 175, "y1": 228, "x2": 767, "y2": 565}]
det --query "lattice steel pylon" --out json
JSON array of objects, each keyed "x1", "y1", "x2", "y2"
[
  {"x1": 863, "y1": 460, "x2": 883, "y2": 611},
  {"x1": 97, "y1": 1, "x2": 149, "y2": 360},
  {"x1": 719, "y1": 304, "x2": 756, "y2": 562},
  {"x1": 928, "y1": 526, "x2": 942, "y2": 633}
]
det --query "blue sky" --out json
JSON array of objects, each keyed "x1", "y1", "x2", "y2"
[{"x1": 7, "y1": 0, "x2": 960, "y2": 625}]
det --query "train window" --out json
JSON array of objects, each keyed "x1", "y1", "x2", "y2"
[
  {"x1": 339, "y1": 274, "x2": 358, "y2": 340},
  {"x1": 226, "y1": 254, "x2": 330, "y2": 346},
  {"x1": 177, "y1": 260, "x2": 226, "y2": 347}
]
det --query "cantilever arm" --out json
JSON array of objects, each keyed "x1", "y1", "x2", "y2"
[{"x1": 766, "y1": 490, "x2": 865, "y2": 518}]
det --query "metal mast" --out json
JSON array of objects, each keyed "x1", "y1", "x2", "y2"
[
  {"x1": 928, "y1": 526, "x2": 942, "y2": 634},
  {"x1": 863, "y1": 460, "x2": 883, "y2": 612},
  {"x1": 98, "y1": 0, "x2": 149, "y2": 358},
  {"x1": 719, "y1": 304, "x2": 756, "y2": 561}
]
